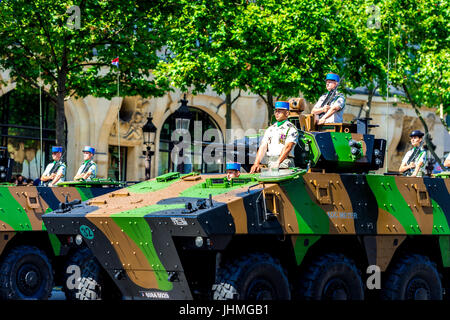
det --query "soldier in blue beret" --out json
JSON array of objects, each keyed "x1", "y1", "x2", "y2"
[
  {"x1": 250, "y1": 101, "x2": 298, "y2": 173},
  {"x1": 444, "y1": 153, "x2": 450, "y2": 168},
  {"x1": 226, "y1": 162, "x2": 241, "y2": 181},
  {"x1": 40, "y1": 146, "x2": 66, "y2": 186},
  {"x1": 311, "y1": 73, "x2": 346, "y2": 125},
  {"x1": 399, "y1": 130, "x2": 427, "y2": 177},
  {"x1": 74, "y1": 146, "x2": 97, "y2": 181}
]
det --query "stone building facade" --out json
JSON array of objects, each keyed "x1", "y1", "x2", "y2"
[{"x1": 1, "y1": 68, "x2": 448, "y2": 181}]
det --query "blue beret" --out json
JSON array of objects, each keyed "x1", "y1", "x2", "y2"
[
  {"x1": 51, "y1": 146, "x2": 63, "y2": 153},
  {"x1": 325, "y1": 73, "x2": 340, "y2": 82},
  {"x1": 410, "y1": 130, "x2": 424, "y2": 138},
  {"x1": 274, "y1": 101, "x2": 290, "y2": 110},
  {"x1": 226, "y1": 162, "x2": 241, "y2": 171},
  {"x1": 82, "y1": 146, "x2": 95, "y2": 154}
]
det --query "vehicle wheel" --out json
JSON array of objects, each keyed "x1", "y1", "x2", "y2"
[
  {"x1": 62, "y1": 247, "x2": 93, "y2": 300},
  {"x1": 298, "y1": 253, "x2": 364, "y2": 300},
  {"x1": 382, "y1": 254, "x2": 442, "y2": 300},
  {"x1": 75, "y1": 254, "x2": 102, "y2": 300},
  {"x1": 0, "y1": 246, "x2": 53, "y2": 300},
  {"x1": 212, "y1": 253, "x2": 291, "y2": 300},
  {"x1": 75, "y1": 255, "x2": 121, "y2": 300}
]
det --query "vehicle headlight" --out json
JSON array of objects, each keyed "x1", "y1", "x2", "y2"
[
  {"x1": 75, "y1": 234, "x2": 83, "y2": 246},
  {"x1": 194, "y1": 236, "x2": 204, "y2": 248}
]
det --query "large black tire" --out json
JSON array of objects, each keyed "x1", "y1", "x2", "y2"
[
  {"x1": 75, "y1": 255, "x2": 102, "y2": 300},
  {"x1": 62, "y1": 247, "x2": 94, "y2": 300},
  {"x1": 75, "y1": 254, "x2": 121, "y2": 300},
  {"x1": 382, "y1": 254, "x2": 442, "y2": 300},
  {"x1": 212, "y1": 253, "x2": 291, "y2": 300},
  {"x1": 0, "y1": 245, "x2": 53, "y2": 300},
  {"x1": 298, "y1": 253, "x2": 364, "y2": 300}
]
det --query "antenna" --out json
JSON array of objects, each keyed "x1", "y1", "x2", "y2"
[
  {"x1": 117, "y1": 69, "x2": 121, "y2": 182},
  {"x1": 39, "y1": 65, "x2": 43, "y2": 177},
  {"x1": 385, "y1": 21, "x2": 391, "y2": 173}
]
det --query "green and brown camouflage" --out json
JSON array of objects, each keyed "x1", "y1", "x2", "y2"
[
  {"x1": 0, "y1": 179, "x2": 122, "y2": 299},
  {"x1": 0, "y1": 179, "x2": 122, "y2": 256},
  {"x1": 42, "y1": 105, "x2": 450, "y2": 300}
]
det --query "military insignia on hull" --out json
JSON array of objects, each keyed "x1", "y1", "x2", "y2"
[{"x1": 79, "y1": 225, "x2": 94, "y2": 239}]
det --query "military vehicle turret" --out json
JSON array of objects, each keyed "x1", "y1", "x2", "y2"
[{"x1": 43, "y1": 99, "x2": 449, "y2": 300}]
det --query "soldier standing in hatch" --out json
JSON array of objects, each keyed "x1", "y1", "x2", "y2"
[
  {"x1": 399, "y1": 130, "x2": 427, "y2": 177},
  {"x1": 444, "y1": 153, "x2": 450, "y2": 169},
  {"x1": 250, "y1": 101, "x2": 298, "y2": 173},
  {"x1": 40, "y1": 146, "x2": 66, "y2": 187},
  {"x1": 74, "y1": 146, "x2": 97, "y2": 181},
  {"x1": 311, "y1": 73, "x2": 346, "y2": 125},
  {"x1": 226, "y1": 162, "x2": 241, "y2": 181}
]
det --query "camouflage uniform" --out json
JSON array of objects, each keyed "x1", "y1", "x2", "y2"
[
  {"x1": 401, "y1": 147, "x2": 427, "y2": 177},
  {"x1": 312, "y1": 92, "x2": 346, "y2": 123},
  {"x1": 41, "y1": 161, "x2": 66, "y2": 186},
  {"x1": 261, "y1": 120, "x2": 298, "y2": 168},
  {"x1": 75, "y1": 160, "x2": 97, "y2": 180}
]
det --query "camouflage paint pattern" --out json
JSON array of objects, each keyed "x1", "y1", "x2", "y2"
[
  {"x1": 0, "y1": 183, "x2": 122, "y2": 256},
  {"x1": 43, "y1": 170, "x2": 450, "y2": 300}
]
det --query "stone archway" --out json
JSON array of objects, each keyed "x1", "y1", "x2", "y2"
[{"x1": 155, "y1": 103, "x2": 225, "y2": 176}]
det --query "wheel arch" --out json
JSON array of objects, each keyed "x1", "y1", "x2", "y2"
[
  {"x1": 0, "y1": 231, "x2": 56, "y2": 261},
  {"x1": 386, "y1": 236, "x2": 446, "y2": 272},
  {"x1": 219, "y1": 234, "x2": 299, "y2": 275}
]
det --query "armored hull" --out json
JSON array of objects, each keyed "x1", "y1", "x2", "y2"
[
  {"x1": 43, "y1": 171, "x2": 450, "y2": 300},
  {"x1": 41, "y1": 109, "x2": 450, "y2": 300},
  {"x1": 0, "y1": 181, "x2": 122, "y2": 300}
]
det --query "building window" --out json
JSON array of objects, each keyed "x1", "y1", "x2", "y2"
[
  {"x1": 108, "y1": 145, "x2": 127, "y2": 181},
  {"x1": 158, "y1": 107, "x2": 223, "y2": 175},
  {"x1": 0, "y1": 89, "x2": 58, "y2": 180}
]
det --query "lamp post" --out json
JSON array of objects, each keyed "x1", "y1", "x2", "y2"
[
  {"x1": 142, "y1": 113, "x2": 157, "y2": 180},
  {"x1": 174, "y1": 94, "x2": 192, "y2": 131},
  {"x1": 172, "y1": 94, "x2": 192, "y2": 173}
]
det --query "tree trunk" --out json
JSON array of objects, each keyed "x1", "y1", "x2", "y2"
[
  {"x1": 225, "y1": 92, "x2": 231, "y2": 142},
  {"x1": 364, "y1": 86, "x2": 378, "y2": 133},
  {"x1": 266, "y1": 91, "x2": 274, "y2": 126},
  {"x1": 439, "y1": 104, "x2": 449, "y2": 132},
  {"x1": 402, "y1": 84, "x2": 443, "y2": 168},
  {"x1": 365, "y1": 86, "x2": 376, "y2": 119}
]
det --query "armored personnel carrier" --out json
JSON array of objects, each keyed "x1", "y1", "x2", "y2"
[
  {"x1": 0, "y1": 178, "x2": 123, "y2": 300},
  {"x1": 43, "y1": 100, "x2": 449, "y2": 300}
]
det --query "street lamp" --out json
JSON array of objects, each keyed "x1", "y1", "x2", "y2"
[
  {"x1": 173, "y1": 94, "x2": 192, "y2": 131},
  {"x1": 142, "y1": 113, "x2": 157, "y2": 180},
  {"x1": 172, "y1": 94, "x2": 193, "y2": 173}
]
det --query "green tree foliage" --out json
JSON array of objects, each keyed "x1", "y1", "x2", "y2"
[
  {"x1": 340, "y1": 0, "x2": 390, "y2": 119},
  {"x1": 157, "y1": 0, "x2": 359, "y2": 125},
  {"x1": 0, "y1": 0, "x2": 171, "y2": 147},
  {"x1": 373, "y1": 0, "x2": 449, "y2": 163},
  {"x1": 381, "y1": 0, "x2": 449, "y2": 112}
]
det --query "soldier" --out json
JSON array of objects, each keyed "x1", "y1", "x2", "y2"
[
  {"x1": 311, "y1": 73, "x2": 346, "y2": 125},
  {"x1": 226, "y1": 162, "x2": 241, "y2": 181},
  {"x1": 444, "y1": 153, "x2": 450, "y2": 168},
  {"x1": 74, "y1": 146, "x2": 97, "y2": 181},
  {"x1": 250, "y1": 101, "x2": 298, "y2": 173},
  {"x1": 40, "y1": 146, "x2": 66, "y2": 187},
  {"x1": 399, "y1": 130, "x2": 427, "y2": 177}
]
